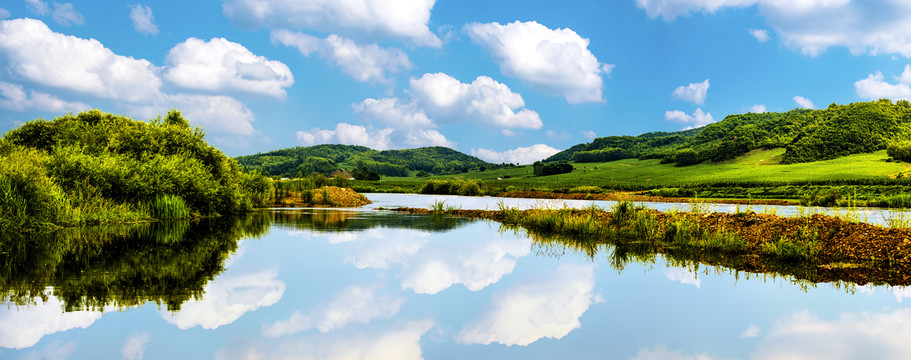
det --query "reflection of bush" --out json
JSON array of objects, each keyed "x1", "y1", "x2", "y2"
[
  {"x1": 0, "y1": 214, "x2": 269, "y2": 312},
  {"x1": 268, "y1": 208, "x2": 474, "y2": 233}
]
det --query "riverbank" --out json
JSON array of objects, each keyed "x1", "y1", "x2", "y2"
[
  {"x1": 390, "y1": 203, "x2": 911, "y2": 285},
  {"x1": 495, "y1": 190, "x2": 799, "y2": 206},
  {"x1": 274, "y1": 186, "x2": 371, "y2": 207}
]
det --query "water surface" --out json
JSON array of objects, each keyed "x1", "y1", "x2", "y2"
[{"x1": 2, "y1": 194, "x2": 911, "y2": 359}]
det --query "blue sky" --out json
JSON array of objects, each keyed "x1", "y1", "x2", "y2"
[{"x1": 0, "y1": 0, "x2": 909, "y2": 161}]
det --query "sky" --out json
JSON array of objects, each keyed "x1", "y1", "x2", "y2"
[{"x1": 0, "y1": 0, "x2": 910, "y2": 162}]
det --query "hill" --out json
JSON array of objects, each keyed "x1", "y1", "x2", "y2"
[
  {"x1": 236, "y1": 145, "x2": 510, "y2": 177},
  {"x1": 546, "y1": 100, "x2": 911, "y2": 166}
]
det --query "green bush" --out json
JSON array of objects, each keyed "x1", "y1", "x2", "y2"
[{"x1": 888, "y1": 141, "x2": 911, "y2": 162}]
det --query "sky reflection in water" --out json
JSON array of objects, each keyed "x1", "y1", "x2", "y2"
[{"x1": 3, "y1": 194, "x2": 911, "y2": 359}]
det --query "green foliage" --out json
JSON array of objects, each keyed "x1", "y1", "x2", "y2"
[
  {"x1": 674, "y1": 148, "x2": 701, "y2": 166},
  {"x1": 573, "y1": 147, "x2": 630, "y2": 162},
  {"x1": 420, "y1": 179, "x2": 485, "y2": 196},
  {"x1": 236, "y1": 144, "x2": 504, "y2": 177},
  {"x1": 142, "y1": 195, "x2": 191, "y2": 219},
  {"x1": 415, "y1": 170, "x2": 429, "y2": 177},
  {"x1": 888, "y1": 141, "x2": 911, "y2": 162},
  {"x1": 351, "y1": 166, "x2": 381, "y2": 181},
  {"x1": 1, "y1": 109, "x2": 272, "y2": 231},
  {"x1": 533, "y1": 161, "x2": 573, "y2": 176}
]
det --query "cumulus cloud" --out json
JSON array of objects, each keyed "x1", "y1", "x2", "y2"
[
  {"x1": 409, "y1": 72, "x2": 543, "y2": 129},
  {"x1": 222, "y1": 0, "x2": 441, "y2": 47},
  {"x1": 793, "y1": 95, "x2": 815, "y2": 109},
  {"x1": 749, "y1": 28, "x2": 770, "y2": 42},
  {"x1": 0, "y1": 297, "x2": 102, "y2": 349},
  {"x1": 751, "y1": 309, "x2": 911, "y2": 359},
  {"x1": 271, "y1": 30, "x2": 411, "y2": 84},
  {"x1": 471, "y1": 144, "x2": 560, "y2": 165},
  {"x1": 638, "y1": 0, "x2": 911, "y2": 57},
  {"x1": 218, "y1": 320, "x2": 434, "y2": 360},
  {"x1": 582, "y1": 130, "x2": 597, "y2": 140},
  {"x1": 262, "y1": 285, "x2": 403, "y2": 337},
  {"x1": 466, "y1": 21, "x2": 612, "y2": 103},
  {"x1": 165, "y1": 37, "x2": 294, "y2": 98},
  {"x1": 0, "y1": 18, "x2": 162, "y2": 103},
  {"x1": 296, "y1": 123, "x2": 395, "y2": 150},
  {"x1": 749, "y1": 104, "x2": 768, "y2": 113},
  {"x1": 121, "y1": 332, "x2": 151, "y2": 360},
  {"x1": 0, "y1": 81, "x2": 90, "y2": 112},
  {"x1": 343, "y1": 230, "x2": 429, "y2": 270},
  {"x1": 663, "y1": 267, "x2": 701, "y2": 288},
  {"x1": 664, "y1": 108, "x2": 715, "y2": 129},
  {"x1": 129, "y1": 4, "x2": 158, "y2": 36},
  {"x1": 353, "y1": 97, "x2": 432, "y2": 128},
  {"x1": 855, "y1": 65, "x2": 911, "y2": 101},
  {"x1": 161, "y1": 269, "x2": 285, "y2": 330},
  {"x1": 165, "y1": 94, "x2": 257, "y2": 136},
  {"x1": 672, "y1": 79, "x2": 710, "y2": 104},
  {"x1": 458, "y1": 264, "x2": 600, "y2": 346}
]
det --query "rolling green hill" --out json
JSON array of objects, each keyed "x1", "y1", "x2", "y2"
[
  {"x1": 546, "y1": 100, "x2": 911, "y2": 166},
  {"x1": 236, "y1": 144, "x2": 510, "y2": 177}
]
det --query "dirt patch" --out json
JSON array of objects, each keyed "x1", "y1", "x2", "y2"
[{"x1": 275, "y1": 186, "x2": 371, "y2": 207}]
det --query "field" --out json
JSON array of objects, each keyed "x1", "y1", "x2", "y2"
[{"x1": 382, "y1": 149, "x2": 909, "y2": 188}]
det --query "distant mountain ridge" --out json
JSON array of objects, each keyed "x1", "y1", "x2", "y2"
[
  {"x1": 545, "y1": 100, "x2": 911, "y2": 166},
  {"x1": 236, "y1": 144, "x2": 509, "y2": 177}
]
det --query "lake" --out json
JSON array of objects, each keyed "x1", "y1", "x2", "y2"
[{"x1": 3, "y1": 194, "x2": 911, "y2": 359}]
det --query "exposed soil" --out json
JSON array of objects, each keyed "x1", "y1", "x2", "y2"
[
  {"x1": 275, "y1": 186, "x2": 372, "y2": 207},
  {"x1": 495, "y1": 190, "x2": 799, "y2": 206},
  {"x1": 390, "y1": 207, "x2": 911, "y2": 286}
]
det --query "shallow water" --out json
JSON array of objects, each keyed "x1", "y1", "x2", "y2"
[{"x1": 2, "y1": 194, "x2": 911, "y2": 359}]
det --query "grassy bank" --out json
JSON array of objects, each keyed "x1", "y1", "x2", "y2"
[
  {"x1": 0, "y1": 109, "x2": 275, "y2": 232},
  {"x1": 392, "y1": 202, "x2": 911, "y2": 285}
]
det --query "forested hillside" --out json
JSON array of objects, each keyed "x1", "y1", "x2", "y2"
[
  {"x1": 545, "y1": 100, "x2": 911, "y2": 166},
  {"x1": 236, "y1": 145, "x2": 509, "y2": 177}
]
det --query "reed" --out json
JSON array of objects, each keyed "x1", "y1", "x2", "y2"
[{"x1": 142, "y1": 194, "x2": 191, "y2": 220}]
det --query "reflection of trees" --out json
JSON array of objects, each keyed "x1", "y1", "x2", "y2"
[
  {"x1": 267, "y1": 209, "x2": 475, "y2": 233},
  {"x1": 0, "y1": 215, "x2": 270, "y2": 312}
]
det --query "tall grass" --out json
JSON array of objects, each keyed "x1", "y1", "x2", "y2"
[{"x1": 142, "y1": 194, "x2": 191, "y2": 220}]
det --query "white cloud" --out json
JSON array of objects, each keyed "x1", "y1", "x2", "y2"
[
  {"x1": 121, "y1": 332, "x2": 151, "y2": 360},
  {"x1": 672, "y1": 79, "x2": 710, "y2": 104},
  {"x1": 458, "y1": 264, "x2": 600, "y2": 346},
  {"x1": 222, "y1": 0, "x2": 441, "y2": 47},
  {"x1": 344, "y1": 230, "x2": 429, "y2": 269},
  {"x1": 466, "y1": 20, "x2": 611, "y2": 103},
  {"x1": 25, "y1": 0, "x2": 83, "y2": 26},
  {"x1": 399, "y1": 235, "x2": 532, "y2": 294},
  {"x1": 262, "y1": 285, "x2": 403, "y2": 337},
  {"x1": 161, "y1": 269, "x2": 285, "y2": 330},
  {"x1": 631, "y1": 346, "x2": 714, "y2": 360},
  {"x1": 21, "y1": 341, "x2": 78, "y2": 360},
  {"x1": 296, "y1": 123, "x2": 395, "y2": 150},
  {"x1": 582, "y1": 130, "x2": 597, "y2": 140},
  {"x1": 855, "y1": 66, "x2": 911, "y2": 101},
  {"x1": 129, "y1": 4, "x2": 158, "y2": 36},
  {"x1": 793, "y1": 95, "x2": 815, "y2": 109},
  {"x1": 271, "y1": 31, "x2": 411, "y2": 84},
  {"x1": 218, "y1": 320, "x2": 434, "y2": 360},
  {"x1": 749, "y1": 28, "x2": 770, "y2": 42},
  {"x1": 0, "y1": 81, "x2": 90, "y2": 112},
  {"x1": 0, "y1": 297, "x2": 102, "y2": 349},
  {"x1": 353, "y1": 97, "x2": 433, "y2": 128},
  {"x1": 0, "y1": 18, "x2": 162, "y2": 103},
  {"x1": 638, "y1": 0, "x2": 911, "y2": 57},
  {"x1": 751, "y1": 309, "x2": 911, "y2": 359},
  {"x1": 663, "y1": 267, "x2": 701, "y2": 288},
  {"x1": 664, "y1": 108, "x2": 715, "y2": 128},
  {"x1": 749, "y1": 104, "x2": 767, "y2": 113},
  {"x1": 25, "y1": 0, "x2": 50, "y2": 15},
  {"x1": 165, "y1": 37, "x2": 294, "y2": 98},
  {"x1": 409, "y1": 73, "x2": 543, "y2": 129},
  {"x1": 471, "y1": 144, "x2": 560, "y2": 165},
  {"x1": 741, "y1": 325, "x2": 761, "y2": 338},
  {"x1": 166, "y1": 94, "x2": 257, "y2": 136}
]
